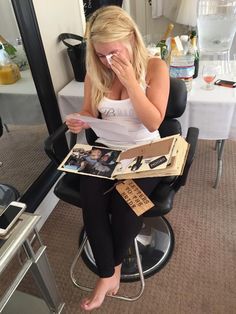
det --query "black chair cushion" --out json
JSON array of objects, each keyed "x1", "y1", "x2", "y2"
[
  {"x1": 55, "y1": 173, "x2": 176, "y2": 217},
  {"x1": 166, "y1": 78, "x2": 187, "y2": 119},
  {"x1": 54, "y1": 174, "x2": 82, "y2": 207},
  {"x1": 159, "y1": 119, "x2": 182, "y2": 138},
  {"x1": 144, "y1": 183, "x2": 176, "y2": 217}
]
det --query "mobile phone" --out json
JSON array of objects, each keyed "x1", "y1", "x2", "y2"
[
  {"x1": 214, "y1": 79, "x2": 236, "y2": 88},
  {"x1": 0, "y1": 201, "x2": 26, "y2": 236}
]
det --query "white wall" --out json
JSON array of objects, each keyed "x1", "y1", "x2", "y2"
[
  {"x1": 0, "y1": 0, "x2": 20, "y2": 44},
  {"x1": 32, "y1": 0, "x2": 85, "y2": 94}
]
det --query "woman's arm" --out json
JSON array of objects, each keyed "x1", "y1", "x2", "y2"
[
  {"x1": 80, "y1": 74, "x2": 96, "y2": 117},
  {"x1": 65, "y1": 75, "x2": 95, "y2": 133},
  {"x1": 111, "y1": 56, "x2": 170, "y2": 132}
]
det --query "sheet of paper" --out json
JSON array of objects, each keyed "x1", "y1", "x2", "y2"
[{"x1": 78, "y1": 115, "x2": 135, "y2": 142}]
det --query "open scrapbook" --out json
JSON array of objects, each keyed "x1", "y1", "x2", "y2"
[{"x1": 58, "y1": 134, "x2": 189, "y2": 180}]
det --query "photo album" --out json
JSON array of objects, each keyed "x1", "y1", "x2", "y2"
[{"x1": 58, "y1": 134, "x2": 189, "y2": 180}]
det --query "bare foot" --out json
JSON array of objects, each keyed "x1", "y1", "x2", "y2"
[
  {"x1": 80, "y1": 265, "x2": 121, "y2": 311},
  {"x1": 107, "y1": 264, "x2": 122, "y2": 296}
]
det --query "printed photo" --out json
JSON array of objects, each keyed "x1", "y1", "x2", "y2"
[{"x1": 62, "y1": 146, "x2": 121, "y2": 178}]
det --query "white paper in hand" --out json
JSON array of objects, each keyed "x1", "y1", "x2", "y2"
[{"x1": 78, "y1": 115, "x2": 134, "y2": 142}]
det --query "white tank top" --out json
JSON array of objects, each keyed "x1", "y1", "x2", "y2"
[{"x1": 96, "y1": 96, "x2": 160, "y2": 150}]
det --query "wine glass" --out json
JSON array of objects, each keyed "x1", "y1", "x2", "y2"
[{"x1": 202, "y1": 64, "x2": 218, "y2": 90}]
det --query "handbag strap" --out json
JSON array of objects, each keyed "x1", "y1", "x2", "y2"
[{"x1": 58, "y1": 33, "x2": 84, "y2": 48}]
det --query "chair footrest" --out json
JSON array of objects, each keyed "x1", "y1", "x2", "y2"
[{"x1": 70, "y1": 235, "x2": 145, "y2": 301}]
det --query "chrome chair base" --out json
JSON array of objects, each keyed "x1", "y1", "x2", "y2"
[
  {"x1": 70, "y1": 216, "x2": 174, "y2": 301},
  {"x1": 70, "y1": 236, "x2": 145, "y2": 301},
  {"x1": 0, "y1": 183, "x2": 20, "y2": 208},
  {"x1": 81, "y1": 216, "x2": 174, "y2": 281}
]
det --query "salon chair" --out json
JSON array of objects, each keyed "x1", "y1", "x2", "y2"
[
  {"x1": 0, "y1": 116, "x2": 20, "y2": 208},
  {"x1": 44, "y1": 78, "x2": 199, "y2": 301}
]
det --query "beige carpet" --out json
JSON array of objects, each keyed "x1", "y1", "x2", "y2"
[
  {"x1": 0, "y1": 124, "x2": 49, "y2": 195},
  {"x1": 1, "y1": 139, "x2": 236, "y2": 313}
]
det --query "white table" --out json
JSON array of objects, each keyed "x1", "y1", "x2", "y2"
[
  {"x1": 178, "y1": 67, "x2": 236, "y2": 187},
  {"x1": 57, "y1": 80, "x2": 84, "y2": 121},
  {"x1": 179, "y1": 76, "x2": 236, "y2": 140},
  {"x1": 57, "y1": 80, "x2": 86, "y2": 144},
  {"x1": 57, "y1": 69, "x2": 236, "y2": 188},
  {"x1": 0, "y1": 70, "x2": 44, "y2": 125}
]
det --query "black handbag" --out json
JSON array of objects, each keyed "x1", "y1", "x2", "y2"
[{"x1": 59, "y1": 33, "x2": 86, "y2": 82}]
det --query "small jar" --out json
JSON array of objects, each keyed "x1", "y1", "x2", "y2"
[{"x1": 0, "y1": 43, "x2": 21, "y2": 84}]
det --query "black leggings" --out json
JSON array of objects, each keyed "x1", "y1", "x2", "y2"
[{"x1": 80, "y1": 175, "x2": 161, "y2": 278}]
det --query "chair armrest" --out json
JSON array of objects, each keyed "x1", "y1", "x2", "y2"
[
  {"x1": 174, "y1": 127, "x2": 199, "y2": 191},
  {"x1": 85, "y1": 128, "x2": 98, "y2": 145},
  {"x1": 44, "y1": 124, "x2": 97, "y2": 166},
  {"x1": 185, "y1": 127, "x2": 199, "y2": 167},
  {"x1": 44, "y1": 123, "x2": 69, "y2": 165}
]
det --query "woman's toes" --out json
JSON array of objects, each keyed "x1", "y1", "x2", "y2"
[{"x1": 107, "y1": 284, "x2": 120, "y2": 296}]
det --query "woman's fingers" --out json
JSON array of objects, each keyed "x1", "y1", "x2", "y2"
[
  {"x1": 110, "y1": 60, "x2": 122, "y2": 75},
  {"x1": 112, "y1": 53, "x2": 130, "y2": 66},
  {"x1": 65, "y1": 118, "x2": 89, "y2": 133},
  {"x1": 110, "y1": 54, "x2": 136, "y2": 88},
  {"x1": 111, "y1": 57, "x2": 128, "y2": 72},
  {"x1": 65, "y1": 122, "x2": 82, "y2": 133}
]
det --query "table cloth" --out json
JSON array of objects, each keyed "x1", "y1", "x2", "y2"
[{"x1": 0, "y1": 70, "x2": 44, "y2": 125}]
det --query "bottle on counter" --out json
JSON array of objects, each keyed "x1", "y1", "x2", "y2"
[
  {"x1": 0, "y1": 35, "x2": 17, "y2": 57},
  {"x1": 169, "y1": 37, "x2": 195, "y2": 92},
  {"x1": 12, "y1": 37, "x2": 29, "y2": 71},
  {"x1": 189, "y1": 30, "x2": 199, "y2": 78},
  {"x1": 0, "y1": 43, "x2": 21, "y2": 85},
  {"x1": 180, "y1": 35, "x2": 189, "y2": 55},
  {"x1": 156, "y1": 23, "x2": 174, "y2": 60}
]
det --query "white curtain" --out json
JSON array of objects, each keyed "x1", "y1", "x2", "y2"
[
  {"x1": 152, "y1": 0, "x2": 181, "y2": 20},
  {"x1": 122, "y1": 0, "x2": 131, "y2": 14},
  {"x1": 151, "y1": 0, "x2": 164, "y2": 18},
  {"x1": 175, "y1": 0, "x2": 198, "y2": 27},
  {"x1": 152, "y1": 0, "x2": 198, "y2": 27}
]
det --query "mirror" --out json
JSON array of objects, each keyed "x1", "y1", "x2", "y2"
[
  {"x1": 0, "y1": 0, "x2": 68, "y2": 211},
  {"x1": 0, "y1": 0, "x2": 49, "y2": 200}
]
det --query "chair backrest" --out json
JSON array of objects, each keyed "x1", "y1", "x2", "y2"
[
  {"x1": 158, "y1": 78, "x2": 187, "y2": 137},
  {"x1": 165, "y1": 77, "x2": 187, "y2": 119}
]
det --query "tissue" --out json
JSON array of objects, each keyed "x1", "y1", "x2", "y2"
[{"x1": 106, "y1": 53, "x2": 113, "y2": 65}]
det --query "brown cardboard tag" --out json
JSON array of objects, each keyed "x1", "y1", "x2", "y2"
[{"x1": 116, "y1": 179, "x2": 154, "y2": 216}]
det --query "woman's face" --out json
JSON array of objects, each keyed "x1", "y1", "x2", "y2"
[{"x1": 94, "y1": 41, "x2": 132, "y2": 68}]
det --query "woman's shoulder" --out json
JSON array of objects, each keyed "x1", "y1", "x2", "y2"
[
  {"x1": 147, "y1": 57, "x2": 167, "y2": 70},
  {"x1": 146, "y1": 57, "x2": 168, "y2": 80}
]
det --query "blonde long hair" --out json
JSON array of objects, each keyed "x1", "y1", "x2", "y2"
[{"x1": 86, "y1": 5, "x2": 149, "y2": 116}]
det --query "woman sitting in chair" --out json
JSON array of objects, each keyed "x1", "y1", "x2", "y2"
[{"x1": 66, "y1": 5, "x2": 169, "y2": 311}]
